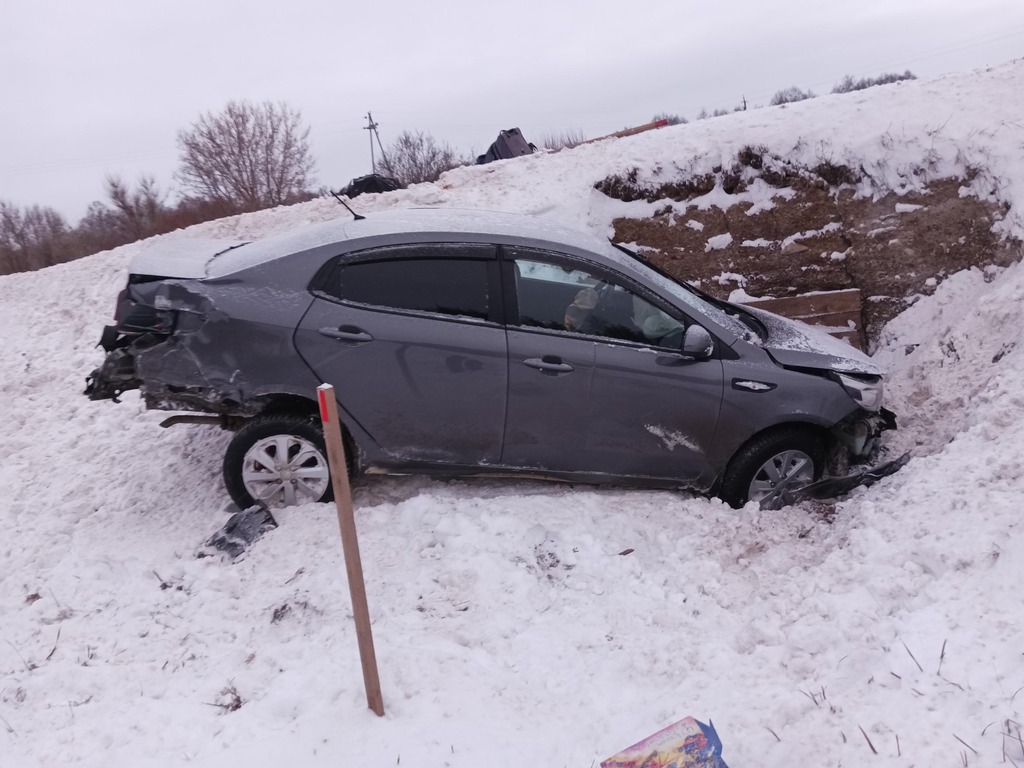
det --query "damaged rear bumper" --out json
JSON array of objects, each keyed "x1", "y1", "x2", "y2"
[
  {"x1": 84, "y1": 324, "x2": 269, "y2": 417},
  {"x1": 84, "y1": 325, "x2": 146, "y2": 402}
]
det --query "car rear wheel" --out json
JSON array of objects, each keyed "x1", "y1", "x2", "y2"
[
  {"x1": 223, "y1": 414, "x2": 335, "y2": 509},
  {"x1": 719, "y1": 428, "x2": 824, "y2": 509}
]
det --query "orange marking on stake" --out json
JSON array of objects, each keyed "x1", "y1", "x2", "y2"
[{"x1": 317, "y1": 385, "x2": 330, "y2": 423}]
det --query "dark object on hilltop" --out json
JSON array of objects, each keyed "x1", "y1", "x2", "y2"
[
  {"x1": 476, "y1": 128, "x2": 536, "y2": 165},
  {"x1": 205, "y1": 502, "x2": 278, "y2": 560},
  {"x1": 342, "y1": 173, "x2": 402, "y2": 198}
]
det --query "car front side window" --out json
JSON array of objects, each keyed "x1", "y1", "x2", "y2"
[{"x1": 511, "y1": 253, "x2": 685, "y2": 347}]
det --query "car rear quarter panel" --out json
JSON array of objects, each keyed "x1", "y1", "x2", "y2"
[{"x1": 133, "y1": 253, "x2": 333, "y2": 411}]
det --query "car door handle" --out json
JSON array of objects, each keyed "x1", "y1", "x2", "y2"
[
  {"x1": 523, "y1": 356, "x2": 574, "y2": 374},
  {"x1": 318, "y1": 326, "x2": 373, "y2": 343}
]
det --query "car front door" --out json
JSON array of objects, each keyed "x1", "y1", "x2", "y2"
[
  {"x1": 501, "y1": 247, "x2": 725, "y2": 484},
  {"x1": 294, "y1": 243, "x2": 507, "y2": 465}
]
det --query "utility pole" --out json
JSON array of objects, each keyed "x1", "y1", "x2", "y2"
[
  {"x1": 364, "y1": 112, "x2": 379, "y2": 173},
  {"x1": 363, "y1": 112, "x2": 390, "y2": 175}
]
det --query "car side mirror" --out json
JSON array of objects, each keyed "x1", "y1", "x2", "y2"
[{"x1": 682, "y1": 325, "x2": 714, "y2": 359}]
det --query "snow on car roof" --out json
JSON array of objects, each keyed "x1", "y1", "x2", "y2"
[
  {"x1": 205, "y1": 208, "x2": 613, "y2": 278},
  {"x1": 129, "y1": 237, "x2": 249, "y2": 279}
]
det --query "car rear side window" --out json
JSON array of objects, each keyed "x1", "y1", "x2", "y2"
[{"x1": 324, "y1": 249, "x2": 490, "y2": 320}]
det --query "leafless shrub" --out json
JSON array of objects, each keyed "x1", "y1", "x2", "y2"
[
  {"x1": 770, "y1": 87, "x2": 815, "y2": 106},
  {"x1": 814, "y1": 160, "x2": 861, "y2": 186},
  {"x1": 271, "y1": 603, "x2": 291, "y2": 623},
  {"x1": 737, "y1": 145, "x2": 768, "y2": 170},
  {"x1": 721, "y1": 165, "x2": 745, "y2": 194},
  {"x1": 833, "y1": 70, "x2": 916, "y2": 94},
  {"x1": 377, "y1": 130, "x2": 469, "y2": 186},
  {"x1": 209, "y1": 683, "x2": 243, "y2": 713},
  {"x1": 176, "y1": 100, "x2": 316, "y2": 211},
  {"x1": 696, "y1": 101, "x2": 745, "y2": 120},
  {"x1": 651, "y1": 112, "x2": 687, "y2": 126},
  {"x1": 541, "y1": 128, "x2": 587, "y2": 151}
]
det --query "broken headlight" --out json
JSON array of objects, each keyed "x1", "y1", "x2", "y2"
[{"x1": 834, "y1": 372, "x2": 884, "y2": 412}]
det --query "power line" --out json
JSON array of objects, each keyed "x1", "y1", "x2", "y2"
[{"x1": 0, "y1": 148, "x2": 177, "y2": 178}]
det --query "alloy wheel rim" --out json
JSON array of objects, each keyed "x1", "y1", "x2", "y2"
[
  {"x1": 241, "y1": 434, "x2": 330, "y2": 507},
  {"x1": 747, "y1": 449, "x2": 814, "y2": 503}
]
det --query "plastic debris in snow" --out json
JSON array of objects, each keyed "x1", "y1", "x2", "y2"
[
  {"x1": 601, "y1": 716, "x2": 728, "y2": 768},
  {"x1": 203, "y1": 502, "x2": 278, "y2": 561}
]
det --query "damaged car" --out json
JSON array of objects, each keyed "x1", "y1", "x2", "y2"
[{"x1": 86, "y1": 208, "x2": 896, "y2": 509}]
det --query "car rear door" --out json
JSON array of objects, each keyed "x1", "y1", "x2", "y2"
[{"x1": 294, "y1": 243, "x2": 507, "y2": 465}]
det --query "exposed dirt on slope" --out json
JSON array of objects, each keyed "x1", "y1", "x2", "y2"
[{"x1": 600, "y1": 165, "x2": 1021, "y2": 348}]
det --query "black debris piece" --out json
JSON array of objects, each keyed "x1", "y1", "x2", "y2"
[
  {"x1": 205, "y1": 502, "x2": 278, "y2": 561},
  {"x1": 341, "y1": 173, "x2": 402, "y2": 198}
]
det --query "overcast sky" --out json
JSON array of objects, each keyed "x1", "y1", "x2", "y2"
[{"x1": 2, "y1": 0, "x2": 1023, "y2": 223}]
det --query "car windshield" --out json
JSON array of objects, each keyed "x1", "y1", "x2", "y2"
[{"x1": 607, "y1": 242, "x2": 760, "y2": 342}]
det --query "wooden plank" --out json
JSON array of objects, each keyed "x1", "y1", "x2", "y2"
[
  {"x1": 741, "y1": 289, "x2": 865, "y2": 350},
  {"x1": 317, "y1": 384, "x2": 385, "y2": 718},
  {"x1": 793, "y1": 309, "x2": 861, "y2": 331},
  {"x1": 578, "y1": 119, "x2": 669, "y2": 146},
  {"x1": 832, "y1": 329, "x2": 861, "y2": 343},
  {"x1": 744, "y1": 288, "x2": 861, "y2": 318}
]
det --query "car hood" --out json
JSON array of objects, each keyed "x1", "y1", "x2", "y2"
[
  {"x1": 742, "y1": 305, "x2": 882, "y2": 375},
  {"x1": 129, "y1": 238, "x2": 250, "y2": 279}
]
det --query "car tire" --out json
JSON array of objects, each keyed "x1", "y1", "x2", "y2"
[
  {"x1": 223, "y1": 414, "x2": 336, "y2": 509},
  {"x1": 718, "y1": 428, "x2": 824, "y2": 509}
]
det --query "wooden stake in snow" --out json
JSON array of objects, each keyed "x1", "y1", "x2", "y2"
[{"x1": 317, "y1": 383, "x2": 384, "y2": 717}]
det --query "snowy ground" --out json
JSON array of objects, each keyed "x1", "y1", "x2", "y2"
[{"x1": 2, "y1": 61, "x2": 1023, "y2": 767}]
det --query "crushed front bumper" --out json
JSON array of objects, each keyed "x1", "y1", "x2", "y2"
[{"x1": 760, "y1": 451, "x2": 911, "y2": 510}]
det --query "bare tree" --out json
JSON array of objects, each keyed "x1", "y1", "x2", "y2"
[
  {"x1": 73, "y1": 201, "x2": 129, "y2": 257},
  {"x1": 0, "y1": 201, "x2": 69, "y2": 275},
  {"x1": 377, "y1": 130, "x2": 467, "y2": 187},
  {"x1": 105, "y1": 174, "x2": 166, "y2": 241},
  {"x1": 175, "y1": 100, "x2": 316, "y2": 211}
]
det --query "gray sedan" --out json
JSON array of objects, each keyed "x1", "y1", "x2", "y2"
[{"x1": 86, "y1": 208, "x2": 894, "y2": 508}]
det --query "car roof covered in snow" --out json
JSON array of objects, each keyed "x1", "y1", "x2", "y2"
[
  {"x1": 129, "y1": 237, "x2": 250, "y2": 279},
  {"x1": 204, "y1": 208, "x2": 614, "y2": 278}
]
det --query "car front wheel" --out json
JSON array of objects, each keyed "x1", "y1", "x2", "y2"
[
  {"x1": 719, "y1": 428, "x2": 823, "y2": 509},
  {"x1": 223, "y1": 414, "x2": 334, "y2": 509}
]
